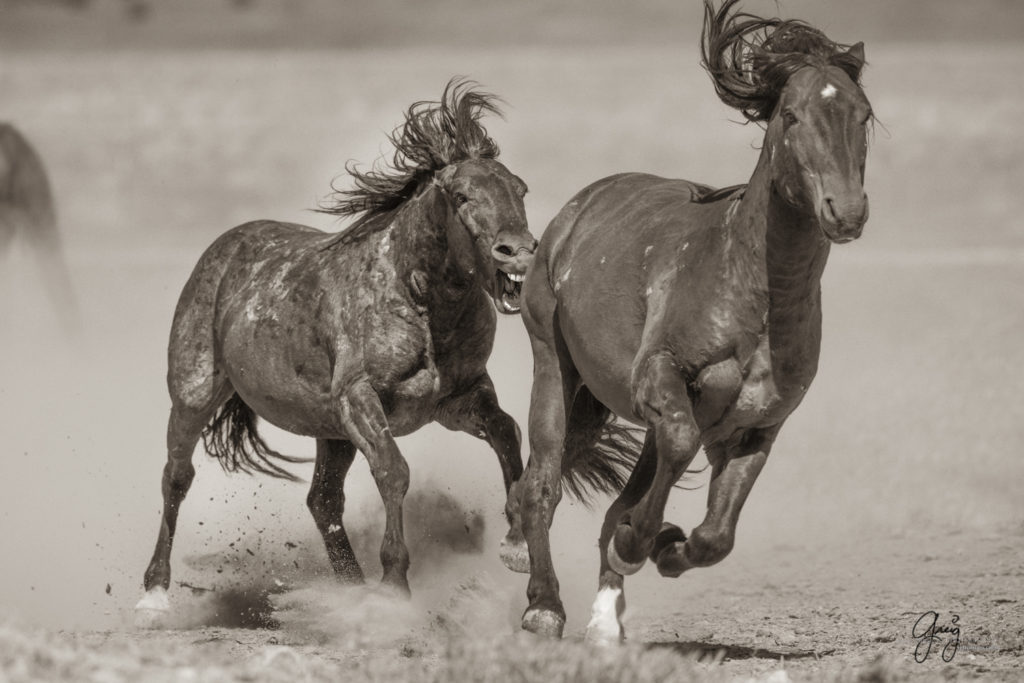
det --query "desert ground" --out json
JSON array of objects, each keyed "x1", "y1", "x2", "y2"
[{"x1": 1, "y1": 1, "x2": 1022, "y2": 681}]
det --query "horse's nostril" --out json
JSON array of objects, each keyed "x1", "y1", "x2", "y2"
[{"x1": 823, "y1": 197, "x2": 839, "y2": 223}]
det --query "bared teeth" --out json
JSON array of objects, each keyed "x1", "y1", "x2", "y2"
[{"x1": 505, "y1": 272, "x2": 525, "y2": 283}]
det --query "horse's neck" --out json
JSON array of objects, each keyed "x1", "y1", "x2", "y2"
[
  {"x1": 732, "y1": 147, "x2": 830, "y2": 385},
  {"x1": 390, "y1": 186, "x2": 478, "y2": 313}
]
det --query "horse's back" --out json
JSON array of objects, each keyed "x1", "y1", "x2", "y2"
[{"x1": 541, "y1": 173, "x2": 736, "y2": 280}]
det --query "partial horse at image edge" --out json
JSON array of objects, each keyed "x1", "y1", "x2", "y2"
[{"x1": 0, "y1": 123, "x2": 77, "y2": 323}]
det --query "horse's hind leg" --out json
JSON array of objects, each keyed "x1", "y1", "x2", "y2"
[
  {"x1": 338, "y1": 379, "x2": 411, "y2": 594},
  {"x1": 137, "y1": 389, "x2": 229, "y2": 619},
  {"x1": 308, "y1": 438, "x2": 363, "y2": 582},
  {"x1": 138, "y1": 260, "x2": 233, "y2": 620},
  {"x1": 653, "y1": 426, "x2": 776, "y2": 577}
]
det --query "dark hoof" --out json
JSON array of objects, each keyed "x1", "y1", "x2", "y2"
[
  {"x1": 649, "y1": 522, "x2": 687, "y2": 563},
  {"x1": 522, "y1": 608, "x2": 565, "y2": 638},
  {"x1": 607, "y1": 524, "x2": 647, "y2": 576},
  {"x1": 499, "y1": 534, "x2": 530, "y2": 574},
  {"x1": 653, "y1": 541, "x2": 688, "y2": 578}
]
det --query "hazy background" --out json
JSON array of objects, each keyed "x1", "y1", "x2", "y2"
[{"x1": 1, "y1": 0, "x2": 1022, "y2": 633}]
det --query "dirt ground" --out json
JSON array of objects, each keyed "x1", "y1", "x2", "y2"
[
  {"x1": 2, "y1": 3, "x2": 1023, "y2": 681},
  {"x1": 3, "y1": 529, "x2": 1021, "y2": 681}
]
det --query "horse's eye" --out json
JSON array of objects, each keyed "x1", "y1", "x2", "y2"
[
  {"x1": 454, "y1": 192, "x2": 469, "y2": 206},
  {"x1": 781, "y1": 109, "x2": 799, "y2": 128}
]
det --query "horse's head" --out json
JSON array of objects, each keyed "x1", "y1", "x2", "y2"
[
  {"x1": 702, "y1": 0, "x2": 872, "y2": 243},
  {"x1": 435, "y1": 158, "x2": 536, "y2": 314},
  {"x1": 767, "y1": 51, "x2": 871, "y2": 243}
]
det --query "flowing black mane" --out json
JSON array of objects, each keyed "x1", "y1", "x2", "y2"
[
  {"x1": 320, "y1": 78, "x2": 502, "y2": 227},
  {"x1": 701, "y1": 0, "x2": 864, "y2": 122}
]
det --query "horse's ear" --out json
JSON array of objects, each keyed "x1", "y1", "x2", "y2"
[
  {"x1": 846, "y1": 42, "x2": 866, "y2": 64},
  {"x1": 836, "y1": 41, "x2": 866, "y2": 82}
]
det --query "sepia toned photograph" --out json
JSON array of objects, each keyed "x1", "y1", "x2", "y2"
[{"x1": 1, "y1": 0, "x2": 1021, "y2": 680}]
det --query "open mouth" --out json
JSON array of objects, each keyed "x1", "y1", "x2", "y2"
[{"x1": 493, "y1": 269, "x2": 525, "y2": 314}]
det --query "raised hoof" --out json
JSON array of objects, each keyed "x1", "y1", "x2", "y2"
[
  {"x1": 522, "y1": 608, "x2": 565, "y2": 638},
  {"x1": 654, "y1": 541, "x2": 688, "y2": 578},
  {"x1": 134, "y1": 586, "x2": 170, "y2": 629},
  {"x1": 649, "y1": 522, "x2": 687, "y2": 563},
  {"x1": 607, "y1": 526, "x2": 647, "y2": 576},
  {"x1": 499, "y1": 535, "x2": 530, "y2": 574}
]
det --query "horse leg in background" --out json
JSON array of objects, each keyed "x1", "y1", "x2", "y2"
[
  {"x1": 433, "y1": 374, "x2": 526, "y2": 569},
  {"x1": 653, "y1": 426, "x2": 777, "y2": 577},
  {"x1": 585, "y1": 431, "x2": 659, "y2": 645},
  {"x1": 137, "y1": 389, "x2": 230, "y2": 623},
  {"x1": 608, "y1": 353, "x2": 701, "y2": 576},
  {"x1": 308, "y1": 439, "x2": 363, "y2": 582},
  {"x1": 339, "y1": 380, "x2": 412, "y2": 594}
]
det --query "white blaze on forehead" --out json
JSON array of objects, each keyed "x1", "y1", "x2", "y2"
[{"x1": 821, "y1": 83, "x2": 837, "y2": 98}]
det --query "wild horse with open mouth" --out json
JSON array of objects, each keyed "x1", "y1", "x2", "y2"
[
  {"x1": 501, "y1": 0, "x2": 873, "y2": 642},
  {"x1": 137, "y1": 79, "x2": 536, "y2": 619}
]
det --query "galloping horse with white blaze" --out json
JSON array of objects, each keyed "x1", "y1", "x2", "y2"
[
  {"x1": 137, "y1": 80, "x2": 536, "y2": 618},
  {"x1": 0, "y1": 123, "x2": 76, "y2": 317},
  {"x1": 501, "y1": 0, "x2": 873, "y2": 641}
]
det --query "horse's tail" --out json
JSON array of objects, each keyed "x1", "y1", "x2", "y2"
[
  {"x1": 560, "y1": 386, "x2": 645, "y2": 503},
  {"x1": 201, "y1": 393, "x2": 309, "y2": 482}
]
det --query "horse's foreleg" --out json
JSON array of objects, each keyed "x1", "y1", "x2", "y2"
[
  {"x1": 433, "y1": 373, "x2": 523, "y2": 493},
  {"x1": 653, "y1": 426, "x2": 777, "y2": 577},
  {"x1": 609, "y1": 353, "x2": 701, "y2": 576},
  {"x1": 339, "y1": 380, "x2": 411, "y2": 594},
  {"x1": 516, "y1": 330, "x2": 578, "y2": 639},
  {"x1": 433, "y1": 374, "x2": 526, "y2": 567},
  {"x1": 585, "y1": 430, "x2": 658, "y2": 645},
  {"x1": 308, "y1": 438, "x2": 363, "y2": 582}
]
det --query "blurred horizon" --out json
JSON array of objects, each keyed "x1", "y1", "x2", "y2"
[{"x1": 2, "y1": 0, "x2": 1024, "y2": 52}]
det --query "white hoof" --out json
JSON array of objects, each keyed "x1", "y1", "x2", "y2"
[
  {"x1": 134, "y1": 586, "x2": 170, "y2": 629},
  {"x1": 607, "y1": 540, "x2": 646, "y2": 576},
  {"x1": 585, "y1": 587, "x2": 624, "y2": 646},
  {"x1": 499, "y1": 536, "x2": 530, "y2": 574}
]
